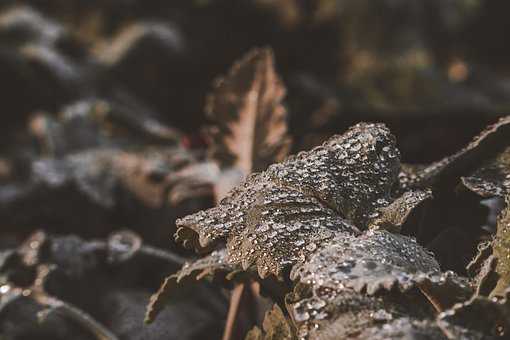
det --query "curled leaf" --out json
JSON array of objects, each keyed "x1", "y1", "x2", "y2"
[
  {"x1": 462, "y1": 147, "x2": 510, "y2": 199},
  {"x1": 400, "y1": 116, "x2": 510, "y2": 190},
  {"x1": 368, "y1": 189, "x2": 432, "y2": 233},
  {"x1": 459, "y1": 142, "x2": 510, "y2": 297},
  {"x1": 145, "y1": 249, "x2": 233, "y2": 323}
]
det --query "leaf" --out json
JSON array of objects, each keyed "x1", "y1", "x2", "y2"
[
  {"x1": 459, "y1": 144, "x2": 510, "y2": 298},
  {"x1": 205, "y1": 47, "x2": 291, "y2": 177},
  {"x1": 286, "y1": 286, "x2": 437, "y2": 340},
  {"x1": 245, "y1": 304, "x2": 296, "y2": 340},
  {"x1": 165, "y1": 161, "x2": 219, "y2": 207},
  {"x1": 29, "y1": 100, "x2": 180, "y2": 157},
  {"x1": 289, "y1": 230, "x2": 472, "y2": 299},
  {"x1": 166, "y1": 48, "x2": 292, "y2": 204},
  {"x1": 160, "y1": 122, "x2": 449, "y2": 335},
  {"x1": 286, "y1": 230, "x2": 472, "y2": 338},
  {"x1": 490, "y1": 202, "x2": 510, "y2": 298},
  {"x1": 290, "y1": 230, "x2": 440, "y2": 296},
  {"x1": 368, "y1": 189, "x2": 432, "y2": 233},
  {"x1": 176, "y1": 123, "x2": 429, "y2": 279},
  {"x1": 461, "y1": 147, "x2": 510, "y2": 199},
  {"x1": 159, "y1": 120, "x2": 510, "y2": 336},
  {"x1": 145, "y1": 249, "x2": 233, "y2": 323},
  {"x1": 356, "y1": 318, "x2": 448, "y2": 340},
  {"x1": 437, "y1": 289, "x2": 510, "y2": 339},
  {"x1": 400, "y1": 116, "x2": 510, "y2": 191}
]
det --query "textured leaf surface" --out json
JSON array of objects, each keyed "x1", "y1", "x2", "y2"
[
  {"x1": 176, "y1": 123, "x2": 429, "y2": 279},
  {"x1": 286, "y1": 230, "x2": 473, "y2": 338}
]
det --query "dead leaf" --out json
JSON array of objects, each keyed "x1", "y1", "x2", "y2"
[
  {"x1": 206, "y1": 47, "x2": 291, "y2": 178},
  {"x1": 245, "y1": 304, "x2": 296, "y2": 340}
]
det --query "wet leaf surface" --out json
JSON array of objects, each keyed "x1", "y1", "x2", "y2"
[{"x1": 175, "y1": 122, "x2": 437, "y2": 281}]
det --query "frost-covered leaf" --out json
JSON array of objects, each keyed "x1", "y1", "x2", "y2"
[
  {"x1": 175, "y1": 123, "x2": 430, "y2": 279},
  {"x1": 160, "y1": 119, "x2": 510, "y2": 335},
  {"x1": 286, "y1": 287, "x2": 433, "y2": 340},
  {"x1": 286, "y1": 230, "x2": 474, "y2": 338},
  {"x1": 206, "y1": 47, "x2": 291, "y2": 176},
  {"x1": 290, "y1": 230, "x2": 440, "y2": 296}
]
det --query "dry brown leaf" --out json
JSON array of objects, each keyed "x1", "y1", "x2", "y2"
[{"x1": 206, "y1": 47, "x2": 291, "y2": 178}]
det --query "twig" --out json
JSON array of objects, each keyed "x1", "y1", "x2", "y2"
[{"x1": 222, "y1": 283, "x2": 245, "y2": 340}]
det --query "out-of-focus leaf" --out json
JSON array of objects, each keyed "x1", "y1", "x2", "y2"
[
  {"x1": 29, "y1": 100, "x2": 180, "y2": 157},
  {"x1": 437, "y1": 289, "x2": 510, "y2": 339},
  {"x1": 1, "y1": 231, "x2": 227, "y2": 339},
  {"x1": 165, "y1": 161, "x2": 219, "y2": 207},
  {"x1": 96, "y1": 22, "x2": 185, "y2": 67},
  {"x1": 162, "y1": 48, "x2": 293, "y2": 205},
  {"x1": 490, "y1": 202, "x2": 510, "y2": 298},
  {"x1": 400, "y1": 116, "x2": 510, "y2": 191},
  {"x1": 459, "y1": 143, "x2": 510, "y2": 298},
  {"x1": 245, "y1": 304, "x2": 296, "y2": 340},
  {"x1": 146, "y1": 249, "x2": 233, "y2": 323},
  {"x1": 205, "y1": 47, "x2": 291, "y2": 177}
]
